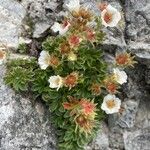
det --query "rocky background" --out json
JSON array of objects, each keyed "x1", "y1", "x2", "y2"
[{"x1": 0, "y1": 0, "x2": 150, "y2": 149}]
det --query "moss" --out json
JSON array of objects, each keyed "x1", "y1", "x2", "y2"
[
  {"x1": 5, "y1": 59, "x2": 37, "y2": 92},
  {"x1": 17, "y1": 43, "x2": 28, "y2": 54}
]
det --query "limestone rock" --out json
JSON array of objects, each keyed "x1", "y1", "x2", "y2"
[
  {"x1": 108, "y1": 127, "x2": 124, "y2": 150},
  {"x1": 123, "y1": 91, "x2": 150, "y2": 150},
  {"x1": 33, "y1": 22, "x2": 52, "y2": 38},
  {"x1": 125, "y1": 0, "x2": 150, "y2": 60},
  {"x1": 21, "y1": 0, "x2": 62, "y2": 38},
  {"x1": 0, "y1": 0, "x2": 26, "y2": 48},
  {"x1": 145, "y1": 69, "x2": 150, "y2": 84},
  {"x1": 0, "y1": 65, "x2": 57, "y2": 150},
  {"x1": 123, "y1": 128, "x2": 150, "y2": 150},
  {"x1": 85, "y1": 122, "x2": 110, "y2": 150},
  {"x1": 117, "y1": 100, "x2": 139, "y2": 128}
]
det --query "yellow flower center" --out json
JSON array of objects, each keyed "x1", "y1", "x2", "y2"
[
  {"x1": 113, "y1": 74, "x2": 119, "y2": 81},
  {"x1": 106, "y1": 99, "x2": 116, "y2": 109},
  {"x1": 55, "y1": 78, "x2": 61, "y2": 85}
]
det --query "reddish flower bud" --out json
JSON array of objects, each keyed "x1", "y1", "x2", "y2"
[
  {"x1": 69, "y1": 35, "x2": 82, "y2": 47},
  {"x1": 115, "y1": 53, "x2": 136, "y2": 67},
  {"x1": 64, "y1": 72, "x2": 79, "y2": 89},
  {"x1": 60, "y1": 41, "x2": 71, "y2": 55},
  {"x1": 75, "y1": 115, "x2": 95, "y2": 134},
  {"x1": 85, "y1": 28, "x2": 95, "y2": 41},
  {"x1": 106, "y1": 82, "x2": 118, "y2": 94},
  {"x1": 80, "y1": 99, "x2": 96, "y2": 116},
  {"x1": 49, "y1": 55, "x2": 60, "y2": 67},
  {"x1": 91, "y1": 83, "x2": 101, "y2": 95}
]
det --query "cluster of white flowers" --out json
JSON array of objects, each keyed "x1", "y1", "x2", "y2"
[
  {"x1": 51, "y1": 0, "x2": 121, "y2": 36},
  {"x1": 101, "y1": 68, "x2": 128, "y2": 114},
  {"x1": 101, "y1": 68, "x2": 127, "y2": 114},
  {"x1": 38, "y1": 0, "x2": 125, "y2": 114}
]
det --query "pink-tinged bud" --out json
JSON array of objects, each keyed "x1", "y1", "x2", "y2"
[
  {"x1": 64, "y1": 72, "x2": 79, "y2": 89},
  {"x1": 69, "y1": 35, "x2": 82, "y2": 47},
  {"x1": 80, "y1": 99, "x2": 96, "y2": 115},
  {"x1": 115, "y1": 53, "x2": 136, "y2": 67},
  {"x1": 106, "y1": 82, "x2": 118, "y2": 94},
  {"x1": 86, "y1": 28, "x2": 95, "y2": 41}
]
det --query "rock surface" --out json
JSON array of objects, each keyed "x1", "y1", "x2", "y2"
[
  {"x1": 0, "y1": 0, "x2": 26, "y2": 48},
  {"x1": 21, "y1": 0, "x2": 63, "y2": 38},
  {"x1": 85, "y1": 122, "x2": 110, "y2": 150},
  {"x1": 0, "y1": 0, "x2": 150, "y2": 150},
  {"x1": 125, "y1": 0, "x2": 150, "y2": 61},
  {"x1": 0, "y1": 65, "x2": 57, "y2": 149}
]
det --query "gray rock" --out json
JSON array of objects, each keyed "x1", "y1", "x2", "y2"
[
  {"x1": 21, "y1": 0, "x2": 59, "y2": 22},
  {"x1": 134, "y1": 94, "x2": 150, "y2": 129},
  {"x1": 117, "y1": 100, "x2": 139, "y2": 128},
  {"x1": 86, "y1": 122, "x2": 110, "y2": 150},
  {"x1": 21, "y1": 0, "x2": 62, "y2": 38},
  {"x1": 125, "y1": 0, "x2": 150, "y2": 60},
  {"x1": 0, "y1": 65, "x2": 57, "y2": 150},
  {"x1": 108, "y1": 127, "x2": 124, "y2": 150},
  {"x1": 33, "y1": 22, "x2": 52, "y2": 38},
  {"x1": 0, "y1": 0, "x2": 26, "y2": 48},
  {"x1": 145, "y1": 69, "x2": 150, "y2": 84},
  {"x1": 123, "y1": 128, "x2": 150, "y2": 150},
  {"x1": 123, "y1": 91, "x2": 150, "y2": 150}
]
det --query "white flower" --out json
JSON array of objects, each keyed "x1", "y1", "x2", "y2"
[
  {"x1": 68, "y1": 52, "x2": 77, "y2": 61},
  {"x1": 38, "y1": 51, "x2": 50, "y2": 70},
  {"x1": 101, "y1": 94, "x2": 121, "y2": 114},
  {"x1": 113, "y1": 68, "x2": 127, "y2": 85},
  {"x1": 51, "y1": 21, "x2": 70, "y2": 35},
  {"x1": 101, "y1": 4, "x2": 121, "y2": 27},
  {"x1": 65, "y1": 0, "x2": 80, "y2": 12},
  {"x1": 48, "y1": 75, "x2": 63, "y2": 91},
  {"x1": 0, "y1": 50, "x2": 6, "y2": 65}
]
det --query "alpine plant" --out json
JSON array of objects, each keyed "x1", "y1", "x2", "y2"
[{"x1": 4, "y1": 1, "x2": 136, "y2": 150}]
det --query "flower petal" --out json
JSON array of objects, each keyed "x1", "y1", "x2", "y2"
[
  {"x1": 101, "y1": 94, "x2": 121, "y2": 114},
  {"x1": 101, "y1": 4, "x2": 121, "y2": 27}
]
